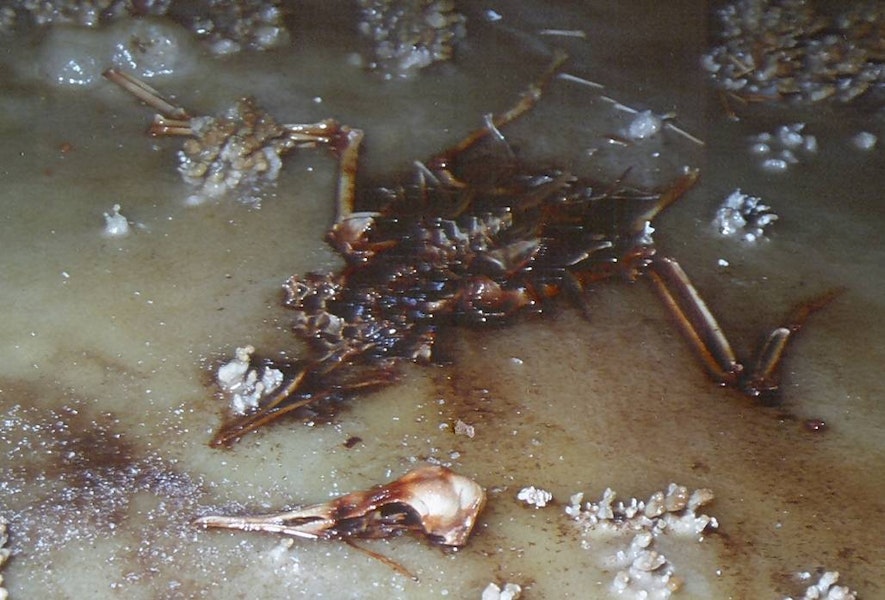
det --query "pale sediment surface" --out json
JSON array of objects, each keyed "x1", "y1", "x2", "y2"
[{"x1": 1, "y1": 2, "x2": 884, "y2": 598}]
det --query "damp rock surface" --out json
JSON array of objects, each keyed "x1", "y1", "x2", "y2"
[{"x1": 0, "y1": 1, "x2": 883, "y2": 599}]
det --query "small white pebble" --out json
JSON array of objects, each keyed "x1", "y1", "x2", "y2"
[
  {"x1": 852, "y1": 131, "x2": 877, "y2": 151},
  {"x1": 517, "y1": 486, "x2": 553, "y2": 508},
  {"x1": 779, "y1": 149, "x2": 798, "y2": 164},
  {"x1": 453, "y1": 419, "x2": 475, "y2": 438},
  {"x1": 482, "y1": 582, "x2": 522, "y2": 600},
  {"x1": 626, "y1": 110, "x2": 662, "y2": 141},
  {"x1": 749, "y1": 142, "x2": 771, "y2": 155},
  {"x1": 803, "y1": 135, "x2": 818, "y2": 153},
  {"x1": 776, "y1": 124, "x2": 805, "y2": 148},
  {"x1": 102, "y1": 204, "x2": 130, "y2": 236},
  {"x1": 761, "y1": 157, "x2": 789, "y2": 173}
]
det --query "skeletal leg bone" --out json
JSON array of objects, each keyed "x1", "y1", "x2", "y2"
[
  {"x1": 648, "y1": 257, "x2": 843, "y2": 399},
  {"x1": 103, "y1": 68, "x2": 190, "y2": 120},
  {"x1": 648, "y1": 257, "x2": 742, "y2": 387},
  {"x1": 741, "y1": 287, "x2": 844, "y2": 399}
]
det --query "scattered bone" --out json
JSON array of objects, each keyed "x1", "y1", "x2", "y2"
[
  {"x1": 538, "y1": 29, "x2": 586, "y2": 38},
  {"x1": 557, "y1": 72, "x2": 605, "y2": 90},
  {"x1": 194, "y1": 465, "x2": 486, "y2": 548},
  {"x1": 105, "y1": 69, "x2": 354, "y2": 205}
]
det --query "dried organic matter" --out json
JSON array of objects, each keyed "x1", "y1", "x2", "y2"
[{"x1": 106, "y1": 55, "x2": 839, "y2": 448}]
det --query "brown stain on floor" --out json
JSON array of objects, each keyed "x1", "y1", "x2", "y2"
[{"x1": 424, "y1": 295, "x2": 885, "y2": 596}]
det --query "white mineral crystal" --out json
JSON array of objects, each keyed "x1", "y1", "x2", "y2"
[
  {"x1": 785, "y1": 571, "x2": 857, "y2": 600},
  {"x1": 713, "y1": 189, "x2": 778, "y2": 242},
  {"x1": 749, "y1": 123, "x2": 817, "y2": 172},
  {"x1": 481, "y1": 582, "x2": 522, "y2": 600},
  {"x1": 454, "y1": 419, "x2": 476, "y2": 438},
  {"x1": 608, "y1": 531, "x2": 681, "y2": 599},
  {"x1": 517, "y1": 485, "x2": 554, "y2": 508},
  {"x1": 217, "y1": 345, "x2": 283, "y2": 414},
  {"x1": 102, "y1": 204, "x2": 130, "y2": 236},
  {"x1": 761, "y1": 157, "x2": 789, "y2": 173},
  {"x1": 626, "y1": 110, "x2": 663, "y2": 141},
  {"x1": 851, "y1": 131, "x2": 877, "y2": 151},
  {"x1": 568, "y1": 484, "x2": 716, "y2": 599}
]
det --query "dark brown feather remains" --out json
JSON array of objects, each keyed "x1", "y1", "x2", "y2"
[{"x1": 104, "y1": 55, "x2": 838, "y2": 449}]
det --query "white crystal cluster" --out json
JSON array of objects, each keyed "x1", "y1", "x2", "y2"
[
  {"x1": 785, "y1": 571, "x2": 857, "y2": 600},
  {"x1": 749, "y1": 123, "x2": 818, "y2": 173},
  {"x1": 176, "y1": 99, "x2": 295, "y2": 205},
  {"x1": 712, "y1": 189, "x2": 778, "y2": 242},
  {"x1": 517, "y1": 485, "x2": 553, "y2": 508},
  {"x1": 102, "y1": 204, "x2": 130, "y2": 236},
  {"x1": 2, "y1": 1, "x2": 289, "y2": 55},
  {"x1": 851, "y1": 131, "x2": 877, "y2": 151},
  {"x1": 356, "y1": 0, "x2": 466, "y2": 78},
  {"x1": 481, "y1": 582, "x2": 522, "y2": 600},
  {"x1": 702, "y1": 0, "x2": 883, "y2": 104},
  {"x1": 566, "y1": 484, "x2": 717, "y2": 599},
  {"x1": 625, "y1": 110, "x2": 663, "y2": 141},
  {"x1": 217, "y1": 345, "x2": 283, "y2": 415},
  {"x1": 37, "y1": 16, "x2": 196, "y2": 87}
]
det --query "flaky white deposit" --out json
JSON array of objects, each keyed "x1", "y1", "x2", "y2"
[
  {"x1": 482, "y1": 581, "x2": 522, "y2": 600},
  {"x1": 102, "y1": 204, "x2": 130, "y2": 236},
  {"x1": 712, "y1": 189, "x2": 778, "y2": 242},
  {"x1": 566, "y1": 484, "x2": 717, "y2": 599},
  {"x1": 851, "y1": 131, "x2": 877, "y2": 151},
  {"x1": 217, "y1": 345, "x2": 283, "y2": 415},
  {"x1": 517, "y1": 485, "x2": 553, "y2": 508},
  {"x1": 785, "y1": 571, "x2": 857, "y2": 600},
  {"x1": 37, "y1": 17, "x2": 197, "y2": 87},
  {"x1": 748, "y1": 123, "x2": 818, "y2": 173},
  {"x1": 626, "y1": 110, "x2": 663, "y2": 141}
]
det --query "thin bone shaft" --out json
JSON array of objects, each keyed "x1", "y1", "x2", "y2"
[
  {"x1": 744, "y1": 287, "x2": 844, "y2": 393},
  {"x1": 631, "y1": 169, "x2": 700, "y2": 231},
  {"x1": 194, "y1": 513, "x2": 329, "y2": 539},
  {"x1": 439, "y1": 51, "x2": 567, "y2": 161},
  {"x1": 103, "y1": 69, "x2": 190, "y2": 120},
  {"x1": 648, "y1": 257, "x2": 740, "y2": 384},
  {"x1": 335, "y1": 127, "x2": 364, "y2": 223},
  {"x1": 748, "y1": 327, "x2": 791, "y2": 388}
]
